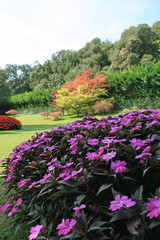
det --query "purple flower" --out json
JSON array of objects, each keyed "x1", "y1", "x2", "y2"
[
  {"x1": 102, "y1": 151, "x2": 117, "y2": 162},
  {"x1": 28, "y1": 181, "x2": 38, "y2": 189},
  {"x1": 56, "y1": 219, "x2": 77, "y2": 236},
  {"x1": 46, "y1": 157, "x2": 57, "y2": 166},
  {"x1": 17, "y1": 178, "x2": 30, "y2": 187},
  {"x1": 146, "y1": 197, "x2": 160, "y2": 219},
  {"x1": 111, "y1": 160, "x2": 127, "y2": 173},
  {"x1": 135, "y1": 146, "x2": 152, "y2": 160},
  {"x1": 15, "y1": 197, "x2": 23, "y2": 206},
  {"x1": 110, "y1": 126, "x2": 122, "y2": 133},
  {"x1": 8, "y1": 206, "x2": 18, "y2": 217},
  {"x1": 46, "y1": 145, "x2": 56, "y2": 151},
  {"x1": 0, "y1": 202, "x2": 11, "y2": 212},
  {"x1": 63, "y1": 168, "x2": 83, "y2": 181},
  {"x1": 87, "y1": 138, "x2": 99, "y2": 145},
  {"x1": 39, "y1": 173, "x2": 51, "y2": 184},
  {"x1": 101, "y1": 136, "x2": 116, "y2": 146},
  {"x1": 73, "y1": 204, "x2": 86, "y2": 217},
  {"x1": 132, "y1": 125, "x2": 142, "y2": 131},
  {"x1": 86, "y1": 152, "x2": 100, "y2": 160},
  {"x1": 109, "y1": 194, "x2": 136, "y2": 211},
  {"x1": 48, "y1": 164, "x2": 55, "y2": 172},
  {"x1": 44, "y1": 137, "x2": 52, "y2": 143},
  {"x1": 29, "y1": 225, "x2": 43, "y2": 240},
  {"x1": 130, "y1": 138, "x2": 144, "y2": 150}
]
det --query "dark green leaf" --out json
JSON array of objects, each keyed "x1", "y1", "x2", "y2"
[
  {"x1": 77, "y1": 194, "x2": 86, "y2": 205},
  {"x1": 97, "y1": 183, "x2": 112, "y2": 195}
]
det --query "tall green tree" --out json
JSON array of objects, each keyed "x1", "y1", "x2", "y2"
[
  {"x1": 5, "y1": 64, "x2": 33, "y2": 94},
  {"x1": 108, "y1": 24, "x2": 158, "y2": 71},
  {"x1": 0, "y1": 69, "x2": 11, "y2": 102}
]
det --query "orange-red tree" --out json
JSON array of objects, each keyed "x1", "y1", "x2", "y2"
[
  {"x1": 50, "y1": 71, "x2": 111, "y2": 116},
  {"x1": 62, "y1": 70, "x2": 110, "y2": 93}
]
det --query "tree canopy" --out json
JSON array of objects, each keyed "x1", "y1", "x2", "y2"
[{"x1": 1, "y1": 21, "x2": 160, "y2": 95}]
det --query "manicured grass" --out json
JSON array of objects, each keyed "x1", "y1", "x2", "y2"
[{"x1": 0, "y1": 114, "x2": 82, "y2": 162}]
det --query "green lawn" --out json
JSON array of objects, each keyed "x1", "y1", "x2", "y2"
[{"x1": 0, "y1": 114, "x2": 83, "y2": 161}]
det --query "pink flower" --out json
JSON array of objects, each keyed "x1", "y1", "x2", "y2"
[
  {"x1": 8, "y1": 206, "x2": 18, "y2": 217},
  {"x1": 29, "y1": 225, "x2": 43, "y2": 240},
  {"x1": 111, "y1": 160, "x2": 127, "y2": 173},
  {"x1": 48, "y1": 164, "x2": 55, "y2": 172},
  {"x1": 135, "y1": 146, "x2": 152, "y2": 161},
  {"x1": 109, "y1": 194, "x2": 136, "y2": 211},
  {"x1": 0, "y1": 202, "x2": 11, "y2": 212},
  {"x1": 101, "y1": 136, "x2": 116, "y2": 146},
  {"x1": 130, "y1": 138, "x2": 144, "y2": 150},
  {"x1": 73, "y1": 204, "x2": 86, "y2": 217},
  {"x1": 28, "y1": 181, "x2": 38, "y2": 189},
  {"x1": 15, "y1": 197, "x2": 23, "y2": 206},
  {"x1": 146, "y1": 197, "x2": 160, "y2": 219},
  {"x1": 132, "y1": 125, "x2": 142, "y2": 131},
  {"x1": 46, "y1": 157, "x2": 57, "y2": 166},
  {"x1": 57, "y1": 219, "x2": 77, "y2": 236},
  {"x1": 102, "y1": 151, "x2": 117, "y2": 162},
  {"x1": 39, "y1": 173, "x2": 51, "y2": 184},
  {"x1": 86, "y1": 152, "x2": 100, "y2": 160},
  {"x1": 64, "y1": 168, "x2": 83, "y2": 181},
  {"x1": 87, "y1": 138, "x2": 99, "y2": 145},
  {"x1": 110, "y1": 126, "x2": 122, "y2": 133},
  {"x1": 17, "y1": 178, "x2": 30, "y2": 187}
]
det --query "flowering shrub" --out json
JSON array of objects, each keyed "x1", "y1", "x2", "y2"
[
  {"x1": 40, "y1": 111, "x2": 51, "y2": 118},
  {"x1": 92, "y1": 101, "x2": 114, "y2": 114},
  {"x1": 0, "y1": 115, "x2": 22, "y2": 130},
  {"x1": 5, "y1": 109, "x2": 18, "y2": 115},
  {"x1": 1, "y1": 109, "x2": 160, "y2": 239},
  {"x1": 50, "y1": 112, "x2": 62, "y2": 120}
]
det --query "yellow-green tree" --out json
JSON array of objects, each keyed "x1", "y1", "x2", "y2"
[{"x1": 55, "y1": 71, "x2": 111, "y2": 116}]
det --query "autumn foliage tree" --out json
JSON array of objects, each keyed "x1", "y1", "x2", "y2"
[{"x1": 52, "y1": 71, "x2": 111, "y2": 116}]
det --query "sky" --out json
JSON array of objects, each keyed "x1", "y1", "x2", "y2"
[{"x1": 0, "y1": 0, "x2": 160, "y2": 68}]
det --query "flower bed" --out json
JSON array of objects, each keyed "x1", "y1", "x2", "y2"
[
  {"x1": 0, "y1": 115, "x2": 22, "y2": 130},
  {"x1": 1, "y1": 109, "x2": 160, "y2": 239}
]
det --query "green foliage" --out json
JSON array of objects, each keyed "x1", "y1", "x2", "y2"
[
  {"x1": 10, "y1": 88, "x2": 56, "y2": 109},
  {"x1": 55, "y1": 71, "x2": 111, "y2": 116},
  {"x1": 56, "y1": 88, "x2": 106, "y2": 116},
  {"x1": 5, "y1": 64, "x2": 33, "y2": 95},
  {"x1": 0, "y1": 69, "x2": 11, "y2": 101},
  {"x1": 106, "y1": 61, "x2": 160, "y2": 105},
  {"x1": 0, "y1": 69, "x2": 12, "y2": 114},
  {"x1": 1, "y1": 109, "x2": 160, "y2": 239},
  {"x1": 108, "y1": 23, "x2": 159, "y2": 71}
]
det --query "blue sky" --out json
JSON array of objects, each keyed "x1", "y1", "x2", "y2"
[{"x1": 0, "y1": 0, "x2": 160, "y2": 68}]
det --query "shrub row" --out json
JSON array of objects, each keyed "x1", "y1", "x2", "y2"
[
  {"x1": 0, "y1": 115, "x2": 22, "y2": 130},
  {"x1": 10, "y1": 88, "x2": 57, "y2": 109},
  {"x1": 106, "y1": 61, "x2": 160, "y2": 104},
  {"x1": 1, "y1": 109, "x2": 160, "y2": 239}
]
